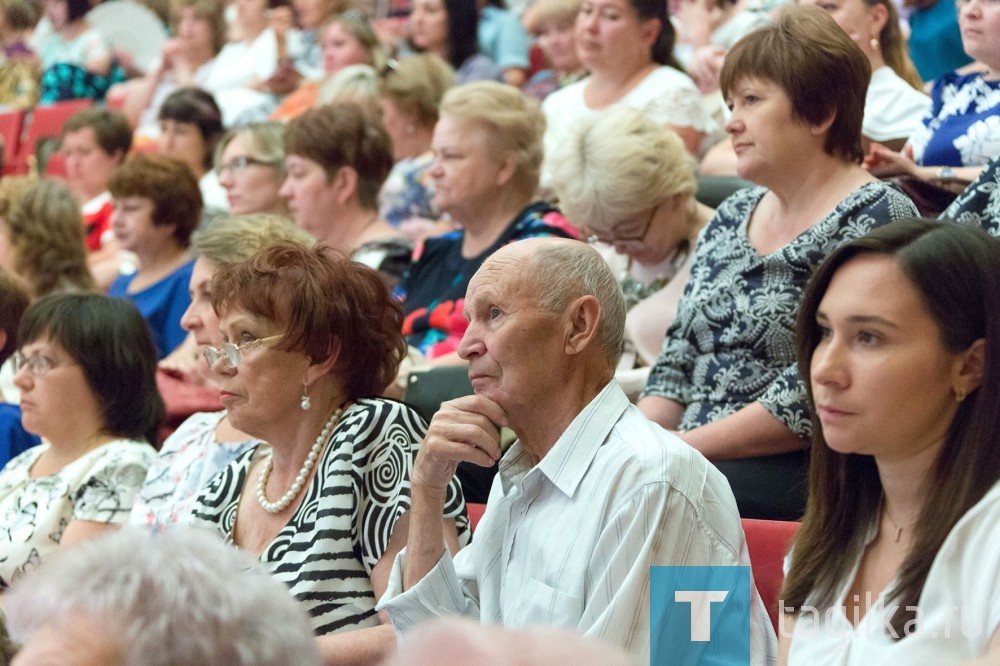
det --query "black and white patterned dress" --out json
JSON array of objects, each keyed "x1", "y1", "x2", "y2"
[
  {"x1": 191, "y1": 399, "x2": 469, "y2": 635},
  {"x1": 942, "y1": 154, "x2": 1000, "y2": 237},
  {"x1": 639, "y1": 182, "x2": 917, "y2": 520},
  {"x1": 641, "y1": 182, "x2": 917, "y2": 437}
]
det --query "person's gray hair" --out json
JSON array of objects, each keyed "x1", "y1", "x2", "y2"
[
  {"x1": 4, "y1": 528, "x2": 322, "y2": 666},
  {"x1": 190, "y1": 213, "x2": 315, "y2": 265},
  {"x1": 549, "y1": 106, "x2": 696, "y2": 234},
  {"x1": 530, "y1": 241, "x2": 626, "y2": 366}
]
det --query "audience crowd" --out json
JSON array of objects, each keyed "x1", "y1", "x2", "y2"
[{"x1": 0, "y1": 0, "x2": 999, "y2": 662}]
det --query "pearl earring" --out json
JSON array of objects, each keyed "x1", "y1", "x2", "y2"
[
  {"x1": 870, "y1": 37, "x2": 879, "y2": 51},
  {"x1": 301, "y1": 384, "x2": 311, "y2": 411}
]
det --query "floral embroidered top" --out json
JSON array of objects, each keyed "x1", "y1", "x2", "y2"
[
  {"x1": 909, "y1": 71, "x2": 1000, "y2": 168},
  {"x1": 394, "y1": 201, "x2": 579, "y2": 358},
  {"x1": 129, "y1": 411, "x2": 261, "y2": 534},
  {"x1": 0, "y1": 439, "x2": 155, "y2": 589},
  {"x1": 942, "y1": 153, "x2": 1000, "y2": 237},
  {"x1": 640, "y1": 182, "x2": 918, "y2": 437}
]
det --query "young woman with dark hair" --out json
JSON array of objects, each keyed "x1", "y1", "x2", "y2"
[{"x1": 780, "y1": 219, "x2": 1000, "y2": 663}]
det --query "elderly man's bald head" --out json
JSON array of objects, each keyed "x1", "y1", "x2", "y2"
[{"x1": 481, "y1": 238, "x2": 626, "y2": 367}]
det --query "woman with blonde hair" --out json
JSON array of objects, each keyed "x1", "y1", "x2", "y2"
[
  {"x1": 377, "y1": 53, "x2": 455, "y2": 238},
  {"x1": 131, "y1": 214, "x2": 314, "y2": 533},
  {"x1": 550, "y1": 106, "x2": 714, "y2": 371},
  {"x1": 214, "y1": 122, "x2": 288, "y2": 216},
  {"x1": 396, "y1": 81, "x2": 578, "y2": 360},
  {"x1": 0, "y1": 177, "x2": 95, "y2": 300},
  {"x1": 521, "y1": 0, "x2": 586, "y2": 100}
]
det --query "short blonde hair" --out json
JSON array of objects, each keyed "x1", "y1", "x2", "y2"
[
  {"x1": 378, "y1": 54, "x2": 455, "y2": 129},
  {"x1": 190, "y1": 214, "x2": 314, "y2": 266},
  {"x1": 524, "y1": 0, "x2": 581, "y2": 34},
  {"x1": 549, "y1": 106, "x2": 696, "y2": 233},
  {"x1": 214, "y1": 122, "x2": 286, "y2": 175},
  {"x1": 440, "y1": 82, "x2": 545, "y2": 196}
]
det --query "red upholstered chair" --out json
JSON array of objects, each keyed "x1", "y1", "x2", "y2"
[
  {"x1": 742, "y1": 518, "x2": 800, "y2": 632},
  {"x1": 466, "y1": 502, "x2": 487, "y2": 532},
  {"x1": 0, "y1": 109, "x2": 25, "y2": 176},
  {"x1": 9, "y1": 99, "x2": 93, "y2": 175}
]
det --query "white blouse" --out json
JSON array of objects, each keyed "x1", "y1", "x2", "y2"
[{"x1": 787, "y1": 480, "x2": 1000, "y2": 664}]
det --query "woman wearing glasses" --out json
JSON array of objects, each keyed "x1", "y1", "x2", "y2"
[
  {"x1": 549, "y1": 106, "x2": 714, "y2": 374},
  {"x1": 190, "y1": 242, "x2": 467, "y2": 660},
  {"x1": 0, "y1": 293, "x2": 160, "y2": 590},
  {"x1": 215, "y1": 123, "x2": 289, "y2": 217},
  {"x1": 131, "y1": 214, "x2": 313, "y2": 532}
]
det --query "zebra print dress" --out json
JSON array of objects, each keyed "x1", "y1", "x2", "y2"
[{"x1": 191, "y1": 398, "x2": 469, "y2": 635}]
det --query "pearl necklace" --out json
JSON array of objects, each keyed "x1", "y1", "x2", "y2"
[{"x1": 256, "y1": 405, "x2": 345, "y2": 514}]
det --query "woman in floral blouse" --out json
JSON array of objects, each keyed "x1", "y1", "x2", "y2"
[{"x1": 0, "y1": 294, "x2": 161, "y2": 589}]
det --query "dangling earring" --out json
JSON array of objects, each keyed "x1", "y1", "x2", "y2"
[
  {"x1": 869, "y1": 36, "x2": 879, "y2": 52},
  {"x1": 301, "y1": 383, "x2": 311, "y2": 411},
  {"x1": 955, "y1": 387, "x2": 967, "y2": 403}
]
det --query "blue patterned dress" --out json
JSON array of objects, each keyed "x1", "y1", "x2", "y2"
[
  {"x1": 641, "y1": 182, "x2": 917, "y2": 519},
  {"x1": 908, "y1": 72, "x2": 1000, "y2": 168}
]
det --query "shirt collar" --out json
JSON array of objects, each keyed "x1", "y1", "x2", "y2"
[{"x1": 498, "y1": 380, "x2": 627, "y2": 498}]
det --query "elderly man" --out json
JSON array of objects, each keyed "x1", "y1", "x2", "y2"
[{"x1": 378, "y1": 238, "x2": 776, "y2": 662}]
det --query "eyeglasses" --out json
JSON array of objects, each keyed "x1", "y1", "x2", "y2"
[
  {"x1": 12, "y1": 351, "x2": 76, "y2": 377},
  {"x1": 582, "y1": 205, "x2": 657, "y2": 247},
  {"x1": 203, "y1": 335, "x2": 284, "y2": 369},
  {"x1": 216, "y1": 156, "x2": 279, "y2": 177}
]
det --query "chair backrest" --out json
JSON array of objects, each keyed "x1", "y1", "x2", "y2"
[
  {"x1": 0, "y1": 109, "x2": 26, "y2": 175},
  {"x1": 12, "y1": 99, "x2": 94, "y2": 174},
  {"x1": 466, "y1": 502, "x2": 486, "y2": 532},
  {"x1": 742, "y1": 518, "x2": 800, "y2": 633}
]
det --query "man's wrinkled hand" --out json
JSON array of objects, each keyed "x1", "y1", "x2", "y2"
[{"x1": 412, "y1": 395, "x2": 507, "y2": 492}]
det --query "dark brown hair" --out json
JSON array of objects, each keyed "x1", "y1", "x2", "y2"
[
  {"x1": 283, "y1": 101, "x2": 393, "y2": 211},
  {"x1": 720, "y1": 4, "x2": 870, "y2": 163},
  {"x1": 108, "y1": 154, "x2": 202, "y2": 247},
  {"x1": 785, "y1": 219, "x2": 1000, "y2": 638},
  {"x1": 61, "y1": 108, "x2": 133, "y2": 158},
  {"x1": 210, "y1": 241, "x2": 406, "y2": 399},
  {"x1": 0, "y1": 269, "x2": 29, "y2": 364}
]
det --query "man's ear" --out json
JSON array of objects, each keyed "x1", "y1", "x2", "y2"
[{"x1": 564, "y1": 295, "x2": 601, "y2": 356}]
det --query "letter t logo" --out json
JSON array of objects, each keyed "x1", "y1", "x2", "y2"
[{"x1": 674, "y1": 590, "x2": 729, "y2": 641}]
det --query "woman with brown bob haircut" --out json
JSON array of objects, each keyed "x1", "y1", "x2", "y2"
[
  {"x1": 280, "y1": 101, "x2": 412, "y2": 286},
  {"x1": 107, "y1": 154, "x2": 199, "y2": 359},
  {"x1": 190, "y1": 241, "x2": 467, "y2": 659},
  {"x1": 637, "y1": 5, "x2": 918, "y2": 520}
]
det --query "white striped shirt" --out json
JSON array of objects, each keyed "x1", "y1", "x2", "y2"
[{"x1": 380, "y1": 380, "x2": 777, "y2": 663}]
